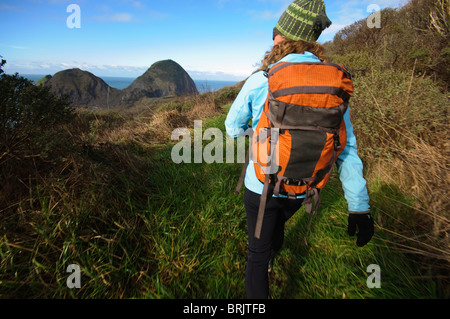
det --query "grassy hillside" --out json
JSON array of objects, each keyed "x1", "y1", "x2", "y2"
[
  {"x1": 0, "y1": 0, "x2": 448, "y2": 299},
  {"x1": 324, "y1": 0, "x2": 450, "y2": 89},
  {"x1": 323, "y1": 0, "x2": 449, "y2": 281},
  {"x1": 0, "y1": 81, "x2": 447, "y2": 298}
]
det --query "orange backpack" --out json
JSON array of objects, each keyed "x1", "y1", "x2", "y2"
[{"x1": 236, "y1": 62, "x2": 354, "y2": 239}]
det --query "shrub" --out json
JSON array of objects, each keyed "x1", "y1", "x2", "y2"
[
  {"x1": 324, "y1": 0, "x2": 450, "y2": 87},
  {"x1": 349, "y1": 67, "x2": 449, "y2": 266},
  {"x1": 0, "y1": 63, "x2": 74, "y2": 164},
  {"x1": 214, "y1": 86, "x2": 241, "y2": 107},
  {"x1": 0, "y1": 60, "x2": 74, "y2": 211}
]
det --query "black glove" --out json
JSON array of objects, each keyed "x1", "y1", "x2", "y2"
[{"x1": 348, "y1": 213, "x2": 374, "y2": 247}]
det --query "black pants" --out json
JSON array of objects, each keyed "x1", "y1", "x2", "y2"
[{"x1": 244, "y1": 187, "x2": 304, "y2": 299}]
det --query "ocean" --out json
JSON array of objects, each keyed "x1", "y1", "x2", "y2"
[{"x1": 20, "y1": 74, "x2": 238, "y2": 94}]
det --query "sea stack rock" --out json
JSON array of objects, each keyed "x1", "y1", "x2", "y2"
[
  {"x1": 45, "y1": 68, "x2": 120, "y2": 108},
  {"x1": 40, "y1": 60, "x2": 198, "y2": 108},
  {"x1": 122, "y1": 59, "x2": 198, "y2": 103}
]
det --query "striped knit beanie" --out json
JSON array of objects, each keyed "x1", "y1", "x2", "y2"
[{"x1": 274, "y1": 0, "x2": 332, "y2": 42}]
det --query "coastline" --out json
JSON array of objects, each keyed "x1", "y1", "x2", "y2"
[{"x1": 19, "y1": 74, "x2": 239, "y2": 94}]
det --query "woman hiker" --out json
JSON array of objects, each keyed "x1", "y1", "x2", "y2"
[{"x1": 225, "y1": 0, "x2": 374, "y2": 299}]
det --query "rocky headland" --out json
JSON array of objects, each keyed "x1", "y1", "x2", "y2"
[{"x1": 38, "y1": 59, "x2": 199, "y2": 109}]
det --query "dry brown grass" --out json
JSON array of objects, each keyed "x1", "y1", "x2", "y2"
[
  {"x1": 147, "y1": 92, "x2": 223, "y2": 143},
  {"x1": 350, "y1": 66, "x2": 450, "y2": 268},
  {"x1": 366, "y1": 133, "x2": 449, "y2": 263},
  {"x1": 72, "y1": 92, "x2": 224, "y2": 147}
]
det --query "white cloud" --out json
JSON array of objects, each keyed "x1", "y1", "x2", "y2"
[
  {"x1": 187, "y1": 70, "x2": 247, "y2": 81},
  {"x1": 186, "y1": 62, "x2": 253, "y2": 81},
  {"x1": 129, "y1": 1, "x2": 144, "y2": 9},
  {"x1": 0, "y1": 43, "x2": 29, "y2": 50},
  {"x1": 248, "y1": 9, "x2": 280, "y2": 21},
  {"x1": 4, "y1": 57, "x2": 250, "y2": 81},
  {"x1": 147, "y1": 10, "x2": 168, "y2": 20},
  {"x1": 110, "y1": 13, "x2": 133, "y2": 22},
  {"x1": 321, "y1": 23, "x2": 348, "y2": 35},
  {"x1": 93, "y1": 12, "x2": 135, "y2": 22},
  {"x1": 3, "y1": 60, "x2": 147, "y2": 76},
  {"x1": 91, "y1": 3, "x2": 166, "y2": 22},
  {"x1": 217, "y1": 0, "x2": 231, "y2": 9},
  {"x1": 247, "y1": 0, "x2": 292, "y2": 21},
  {"x1": 91, "y1": 4, "x2": 137, "y2": 23}
]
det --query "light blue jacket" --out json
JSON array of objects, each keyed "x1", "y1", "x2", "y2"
[{"x1": 225, "y1": 52, "x2": 370, "y2": 213}]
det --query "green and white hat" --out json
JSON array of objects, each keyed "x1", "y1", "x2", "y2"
[{"x1": 274, "y1": 0, "x2": 332, "y2": 42}]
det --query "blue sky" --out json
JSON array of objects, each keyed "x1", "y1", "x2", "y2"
[{"x1": 0, "y1": 0, "x2": 405, "y2": 81}]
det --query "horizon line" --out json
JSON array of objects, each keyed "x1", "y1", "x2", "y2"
[{"x1": 11, "y1": 73, "x2": 244, "y2": 83}]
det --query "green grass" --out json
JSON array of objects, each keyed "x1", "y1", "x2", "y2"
[
  {"x1": 269, "y1": 178, "x2": 438, "y2": 299},
  {"x1": 1, "y1": 110, "x2": 443, "y2": 299}
]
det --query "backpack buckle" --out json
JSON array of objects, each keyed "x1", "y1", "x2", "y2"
[
  {"x1": 334, "y1": 134, "x2": 341, "y2": 150},
  {"x1": 285, "y1": 178, "x2": 306, "y2": 186}
]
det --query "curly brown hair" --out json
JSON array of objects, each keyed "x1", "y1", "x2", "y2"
[{"x1": 259, "y1": 38, "x2": 330, "y2": 71}]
